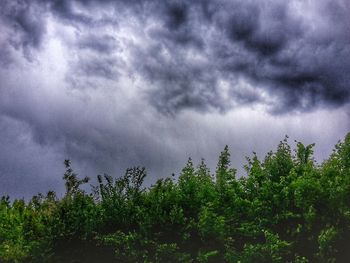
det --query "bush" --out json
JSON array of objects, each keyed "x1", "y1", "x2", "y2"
[{"x1": 1, "y1": 133, "x2": 350, "y2": 262}]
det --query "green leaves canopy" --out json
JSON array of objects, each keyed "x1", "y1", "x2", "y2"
[{"x1": 1, "y1": 133, "x2": 350, "y2": 262}]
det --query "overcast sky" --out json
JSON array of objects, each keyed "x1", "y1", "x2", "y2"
[{"x1": 0, "y1": 0, "x2": 349, "y2": 199}]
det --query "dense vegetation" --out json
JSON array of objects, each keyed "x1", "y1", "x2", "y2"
[{"x1": 1, "y1": 133, "x2": 350, "y2": 262}]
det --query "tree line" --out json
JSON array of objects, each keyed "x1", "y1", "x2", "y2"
[{"x1": 1, "y1": 133, "x2": 350, "y2": 262}]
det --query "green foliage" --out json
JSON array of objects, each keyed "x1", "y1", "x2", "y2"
[{"x1": 1, "y1": 133, "x2": 350, "y2": 262}]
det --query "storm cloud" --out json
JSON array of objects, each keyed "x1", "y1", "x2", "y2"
[
  {"x1": 2, "y1": 0, "x2": 350, "y2": 112},
  {"x1": 0, "y1": 0, "x2": 349, "y2": 198}
]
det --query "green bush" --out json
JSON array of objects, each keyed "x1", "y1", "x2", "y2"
[{"x1": 1, "y1": 133, "x2": 350, "y2": 262}]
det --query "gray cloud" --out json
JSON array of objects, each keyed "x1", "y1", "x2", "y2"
[
  {"x1": 0, "y1": 0, "x2": 47, "y2": 62},
  {"x1": 0, "y1": 115, "x2": 64, "y2": 199},
  {"x1": 0, "y1": 0, "x2": 349, "y2": 198},
  {"x1": 77, "y1": 34, "x2": 119, "y2": 54},
  {"x1": 2, "y1": 0, "x2": 350, "y2": 113},
  {"x1": 74, "y1": 56, "x2": 119, "y2": 80}
]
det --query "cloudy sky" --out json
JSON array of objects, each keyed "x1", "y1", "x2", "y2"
[{"x1": 0, "y1": 0, "x2": 349, "y2": 199}]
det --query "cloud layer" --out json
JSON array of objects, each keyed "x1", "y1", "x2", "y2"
[
  {"x1": 2, "y1": 0, "x2": 350, "y2": 113},
  {"x1": 0, "y1": 0, "x2": 349, "y2": 198}
]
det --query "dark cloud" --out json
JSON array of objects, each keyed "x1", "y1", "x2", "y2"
[
  {"x1": 0, "y1": 115, "x2": 63, "y2": 199},
  {"x1": 2, "y1": 0, "x2": 348, "y2": 113},
  {"x1": 48, "y1": 0, "x2": 93, "y2": 25},
  {"x1": 225, "y1": 3, "x2": 297, "y2": 57},
  {"x1": 0, "y1": 0, "x2": 349, "y2": 198},
  {"x1": 71, "y1": 34, "x2": 121, "y2": 80},
  {"x1": 77, "y1": 34, "x2": 119, "y2": 54},
  {"x1": 0, "y1": 0, "x2": 47, "y2": 61},
  {"x1": 131, "y1": 43, "x2": 224, "y2": 115},
  {"x1": 165, "y1": 3, "x2": 188, "y2": 30},
  {"x1": 74, "y1": 56, "x2": 119, "y2": 80}
]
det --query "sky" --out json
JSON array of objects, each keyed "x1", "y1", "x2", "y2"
[{"x1": 0, "y1": 0, "x2": 349, "y2": 199}]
